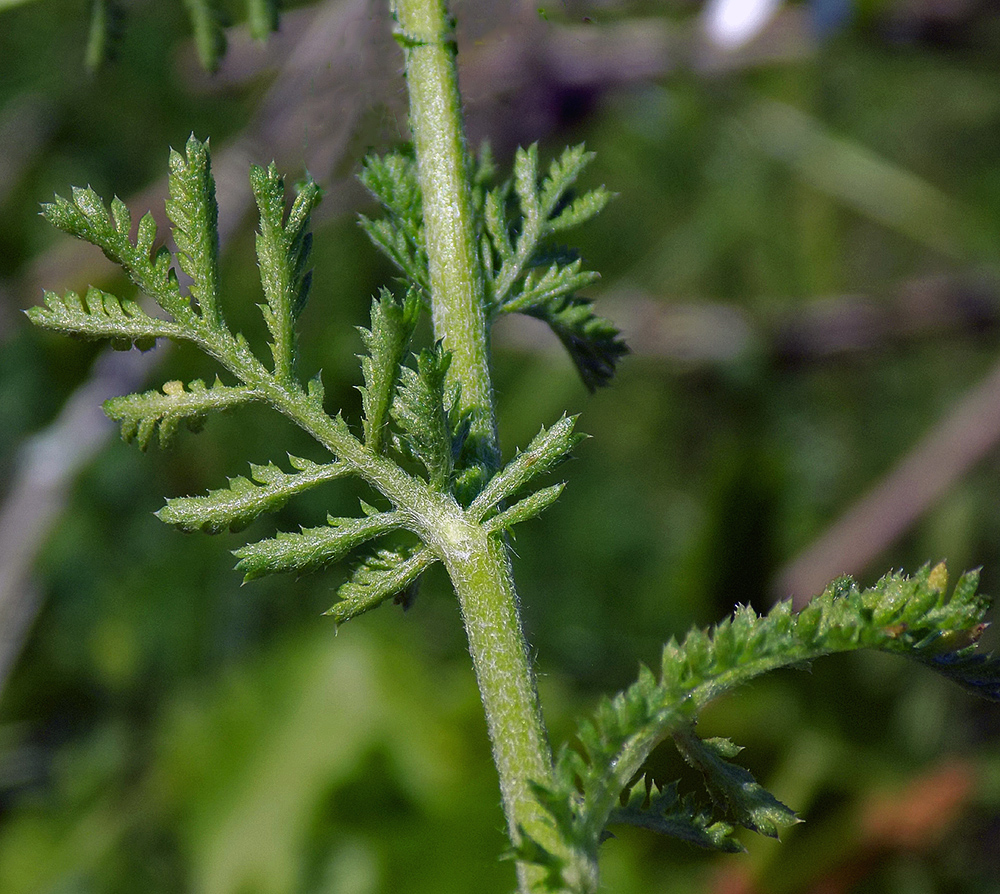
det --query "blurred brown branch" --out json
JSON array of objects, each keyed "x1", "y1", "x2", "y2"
[
  {"x1": 498, "y1": 275, "x2": 1000, "y2": 367},
  {"x1": 775, "y1": 355, "x2": 1000, "y2": 606}
]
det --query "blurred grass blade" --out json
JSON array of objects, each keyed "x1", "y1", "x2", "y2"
[{"x1": 748, "y1": 99, "x2": 965, "y2": 258}]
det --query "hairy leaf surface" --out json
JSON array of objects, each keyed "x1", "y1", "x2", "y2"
[
  {"x1": 470, "y1": 415, "x2": 581, "y2": 519},
  {"x1": 158, "y1": 456, "x2": 350, "y2": 534},
  {"x1": 391, "y1": 346, "x2": 454, "y2": 490},
  {"x1": 167, "y1": 135, "x2": 223, "y2": 330},
  {"x1": 42, "y1": 190, "x2": 189, "y2": 323},
  {"x1": 608, "y1": 779, "x2": 743, "y2": 852},
  {"x1": 672, "y1": 730, "x2": 798, "y2": 839},
  {"x1": 27, "y1": 288, "x2": 181, "y2": 351},
  {"x1": 488, "y1": 143, "x2": 610, "y2": 309},
  {"x1": 479, "y1": 143, "x2": 624, "y2": 390},
  {"x1": 251, "y1": 162, "x2": 322, "y2": 382},
  {"x1": 524, "y1": 296, "x2": 629, "y2": 392},
  {"x1": 327, "y1": 544, "x2": 438, "y2": 624},
  {"x1": 482, "y1": 483, "x2": 566, "y2": 535},
  {"x1": 519, "y1": 564, "x2": 1000, "y2": 882},
  {"x1": 234, "y1": 510, "x2": 406, "y2": 581},
  {"x1": 106, "y1": 378, "x2": 258, "y2": 450},
  {"x1": 358, "y1": 288, "x2": 420, "y2": 452},
  {"x1": 359, "y1": 151, "x2": 429, "y2": 292}
]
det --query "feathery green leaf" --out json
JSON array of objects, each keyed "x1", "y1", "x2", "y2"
[
  {"x1": 482, "y1": 483, "x2": 566, "y2": 535},
  {"x1": 358, "y1": 288, "x2": 421, "y2": 453},
  {"x1": 105, "y1": 378, "x2": 258, "y2": 450},
  {"x1": 520, "y1": 564, "x2": 999, "y2": 874},
  {"x1": 470, "y1": 142, "x2": 498, "y2": 222},
  {"x1": 41, "y1": 190, "x2": 190, "y2": 324},
  {"x1": 359, "y1": 150, "x2": 429, "y2": 292},
  {"x1": 672, "y1": 729, "x2": 799, "y2": 839},
  {"x1": 166, "y1": 135, "x2": 223, "y2": 330},
  {"x1": 524, "y1": 297, "x2": 629, "y2": 393},
  {"x1": 390, "y1": 345, "x2": 454, "y2": 490},
  {"x1": 547, "y1": 189, "x2": 613, "y2": 234},
  {"x1": 251, "y1": 162, "x2": 322, "y2": 383},
  {"x1": 487, "y1": 143, "x2": 609, "y2": 309},
  {"x1": 539, "y1": 144, "x2": 610, "y2": 229},
  {"x1": 499, "y1": 258, "x2": 600, "y2": 315},
  {"x1": 158, "y1": 456, "x2": 350, "y2": 534},
  {"x1": 26, "y1": 287, "x2": 180, "y2": 351},
  {"x1": 234, "y1": 510, "x2": 406, "y2": 581},
  {"x1": 469, "y1": 415, "x2": 582, "y2": 522},
  {"x1": 326, "y1": 543, "x2": 438, "y2": 625},
  {"x1": 478, "y1": 143, "x2": 623, "y2": 390},
  {"x1": 608, "y1": 779, "x2": 744, "y2": 852}
]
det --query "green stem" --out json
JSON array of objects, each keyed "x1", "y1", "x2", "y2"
[
  {"x1": 389, "y1": 1, "x2": 594, "y2": 889},
  {"x1": 427, "y1": 518, "x2": 564, "y2": 889},
  {"x1": 391, "y1": 0, "x2": 497, "y2": 474}
]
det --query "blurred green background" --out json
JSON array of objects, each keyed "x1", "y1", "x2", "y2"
[{"x1": 2, "y1": 0, "x2": 1000, "y2": 891}]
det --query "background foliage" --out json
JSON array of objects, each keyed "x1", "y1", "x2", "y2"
[{"x1": 2, "y1": 0, "x2": 1000, "y2": 891}]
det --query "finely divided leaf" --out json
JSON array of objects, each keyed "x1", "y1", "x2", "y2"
[
  {"x1": 359, "y1": 151, "x2": 429, "y2": 292},
  {"x1": 525, "y1": 297, "x2": 628, "y2": 392},
  {"x1": 482, "y1": 483, "x2": 565, "y2": 534},
  {"x1": 538, "y1": 143, "x2": 610, "y2": 230},
  {"x1": 609, "y1": 779, "x2": 743, "y2": 853},
  {"x1": 40, "y1": 141, "x2": 234, "y2": 341},
  {"x1": 548, "y1": 189, "x2": 612, "y2": 234},
  {"x1": 42, "y1": 190, "x2": 188, "y2": 323},
  {"x1": 874, "y1": 566, "x2": 1000, "y2": 699},
  {"x1": 326, "y1": 544, "x2": 438, "y2": 625},
  {"x1": 512, "y1": 142, "x2": 542, "y2": 229},
  {"x1": 105, "y1": 378, "x2": 258, "y2": 450},
  {"x1": 521, "y1": 564, "x2": 1000, "y2": 875},
  {"x1": 390, "y1": 346, "x2": 454, "y2": 490},
  {"x1": 500, "y1": 258, "x2": 600, "y2": 315},
  {"x1": 234, "y1": 510, "x2": 405, "y2": 581},
  {"x1": 470, "y1": 415, "x2": 582, "y2": 521},
  {"x1": 251, "y1": 162, "x2": 322, "y2": 382},
  {"x1": 488, "y1": 143, "x2": 610, "y2": 309},
  {"x1": 672, "y1": 730, "x2": 799, "y2": 839},
  {"x1": 358, "y1": 288, "x2": 420, "y2": 452},
  {"x1": 166, "y1": 135, "x2": 223, "y2": 330},
  {"x1": 470, "y1": 142, "x2": 498, "y2": 222},
  {"x1": 158, "y1": 456, "x2": 350, "y2": 534},
  {"x1": 361, "y1": 217, "x2": 429, "y2": 292},
  {"x1": 480, "y1": 143, "x2": 623, "y2": 390},
  {"x1": 361, "y1": 151, "x2": 422, "y2": 218},
  {"x1": 304, "y1": 370, "x2": 326, "y2": 410},
  {"x1": 27, "y1": 287, "x2": 181, "y2": 351}
]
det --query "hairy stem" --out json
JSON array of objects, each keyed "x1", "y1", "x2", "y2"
[
  {"x1": 391, "y1": 0, "x2": 497, "y2": 473},
  {"x1": 429, "y1": 519, "x2": 575, "y2": 890},
  {"x1": 390, "y1": 1, "x2": 589, "y2": 889}
]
